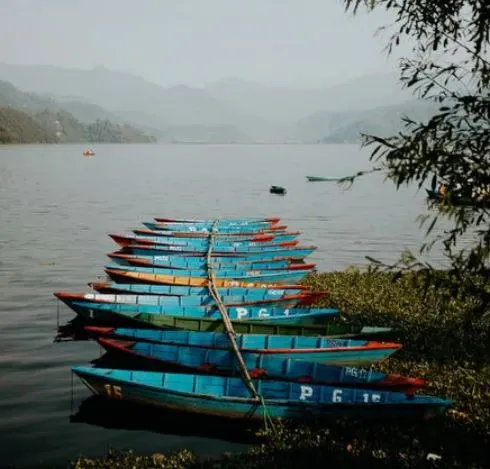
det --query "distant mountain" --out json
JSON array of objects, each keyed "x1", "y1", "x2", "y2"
[
  {"x1": 0, "y1": 62, "x2": 432, "y2": 143},
  {"x1": 0, "y1": 63, "x2": 275, "y2": 141},
  {"x1": 0, "y1": 81, "x2": 156, "y2": 144},
  {"x1": 289, "y1": 100, "x2": 437, "y2": 143},
  {"x1": 205, "y1": 73, "x2": 413, "y2": 123},
  {"x1": 0, "y1": 107, "x2": 57, "y2": 143}
]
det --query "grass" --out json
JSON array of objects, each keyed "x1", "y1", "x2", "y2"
[{"x1": 69, "y1": 270, "x2": 490, "y2": 469}]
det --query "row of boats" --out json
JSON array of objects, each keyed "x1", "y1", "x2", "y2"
[{"x1": 56, "y1": 216, "x2": 452, "y2": 423}]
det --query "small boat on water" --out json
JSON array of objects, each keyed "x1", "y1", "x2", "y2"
[
  {"x1": 57, "y1": 298, "x2": 339, "y2": 326},
  {"x1": 72, "y1": 367, "x2": 452, "y2": 420},
  {"x1": 83, "y1": 148, "x2": 95, "y2": 157},
  {"x1": 425, "y1": 188, "x2": 490, "y2": 208},
  {"x1": 77, "y1": 306, "x2": 393, "y2": 339},
  {"x1": 107, "y1": 253, "x2": 312, "y2": 271},
  {"x1": 133, "y1": 228, "x2": 300, "y2": 243},
  {"x1": 153, "y1": 217, "x2": 281, "y2": 225},
  {"x1": 270, "y1": 186, "x2": 287, "y2": 195},
  {"x1": 109, "y1": 233, "x2": 300, "y2": 250},
  {"x1": 103, "y1": 263, "x2": 310, "y2": 284},
  {"x1": 149, "y1": 221, "x2": 286, "y2": 233},
  {"x1": 96, "y1": 335, "x2": 400, "y2": 368},
  {"x1": 104, "y1": 266, "x2": 311, "y2": 287},
  {"x1": 87, "y1": 281, "x2": 327, "y2": 304},
  {"x1": 119, "y1": 245, "x2": 316, "y2": 261},
  {"x1": 141, "y1": 224, "x2": 300, "y2": 239},
  {"x1": 306, "y1": 176, "x2": 346, "y2": 182},
  {"x1": 88, "y1": 332, "x2": 421, "y2": 392}
]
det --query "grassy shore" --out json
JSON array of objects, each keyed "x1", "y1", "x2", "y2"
[{"x1": 70, "y1": 270, "x2": 490, "y2": 469}]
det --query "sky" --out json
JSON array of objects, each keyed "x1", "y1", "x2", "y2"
[{"x1": 0, "y1": 0, "x2": 410, "y2": 88}]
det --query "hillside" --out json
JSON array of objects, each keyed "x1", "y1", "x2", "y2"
[
  {"x1": 289, "y1": 100, "x2": 437, "y2": 143},
  {"x1": 0, "y1": 107, "x2": 57, "y2": 143},
  {"x1": 0, "y1": 80, "x2": 156, "y2": 143}
]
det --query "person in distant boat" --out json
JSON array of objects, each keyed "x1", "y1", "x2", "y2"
[{"x1": 438, "y1": 182, "x2": 447, "y2": 197}]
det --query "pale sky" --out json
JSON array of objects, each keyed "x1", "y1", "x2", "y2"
[{"x1": 0, "y1": 0, "x2": 409, "y2": 88}]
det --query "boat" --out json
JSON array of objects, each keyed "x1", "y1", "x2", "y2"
[
  {"x1": 83, "y1": 149, "x2": 95, "y2": 157},
  {"x1": 96, "y1": 335, "x2": 400, "y2": 367},
  {"x1": 270, "y1": 186, "x2": 286, "y2": 195},
  {"x1": 88, "y1": 281, "x2": 327, "y2": 303},
  {"x1": 132, "y1": 229, "x2": 300, "y2": 243},
  {"x1": 107, "y1": 253, "x2": 312, "y2": 271},
  {"x1": 306, "y1": 176, "x2": 346, "y2": 182},
  {"x1": 78, "y1": 308, "x2": 393, "y2": 339},
  {"x1": 146, "y1": 221, "x2": 287, "y2": 233},
  {"x1": 56, "y1": 298, "x2": 340, "y2": 326},
  {"x1": 425, "y1": 188, "x2": 490, "y2": 208},
  {"x1": 119, "y1": 245, "x2": 316, "y2": 261},
  {"x1": 72, "y1": 367, "x2": 452, "y2": 420},
  {"x1": 55, "y1": 290, "x2": 319, "y2": 308},
  {"x1": 109, "y1": 233, "x2": 300, "y2": 250},
  {"x1": 153, "y1": 217, "x2": 281, "y2": 224},
  {"x1": 102, "y1": 263, "x2": 310, "y2": 284},
  {"x1": 141, "y1": 224, "x2": 301, "y2": 239},
  {"x1": 88, "y1": 333, "x2": 421, "y2": 392},
  {"x1": 104, "y1": 267, "x2": 311, "y2": 287}
]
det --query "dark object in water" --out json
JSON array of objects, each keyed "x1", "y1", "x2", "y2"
[
  {"x1": 425, "y1": 189, "x2": 490, "y2": 208},
  {"x1": 270, "y1": 185, "x2": 286, "y2": 195}
]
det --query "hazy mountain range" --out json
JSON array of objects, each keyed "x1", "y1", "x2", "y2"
[{"x1": 0, "y1": 61, "x2": 435, "y2": 143}]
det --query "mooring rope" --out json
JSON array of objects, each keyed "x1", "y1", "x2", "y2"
[{"x1": 205, "y1": 219, "x2": 275, "y2": 430}]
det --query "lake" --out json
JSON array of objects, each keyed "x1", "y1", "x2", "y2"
[{"x1": 0, "y1": 143, "x2": 446, "y2": 468}]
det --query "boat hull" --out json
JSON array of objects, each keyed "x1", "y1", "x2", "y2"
[
  {"x1": 98, "y1": 336, "x2": 400, "y2": 367},
  {"x1": 72, "y1": 367, "x2": 452, "y2": 420}
]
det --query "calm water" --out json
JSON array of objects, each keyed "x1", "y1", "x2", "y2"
[{"x1": 0, "y1": 143, "x2": 446, "y2": 468}]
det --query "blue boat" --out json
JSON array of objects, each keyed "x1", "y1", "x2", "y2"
[
  {"x1": 84, "y1": 328, "x2": 393, "y2": 353},
  {"x1": 56, "y1": 298, "x2": 339, "y2": 325},
  {"x1": 122, "y1": 246, "x2": 316, "y2": 261},
  {"x1": 104, "y1": 263, "x2": 309, "y2": 284},
  {"x1": 112, "y1": 232, "x2": 297, "y2": 249},
  {"x1": 97, "y1": 335, "x2": 397, "y2": 367},
  {"x1": 136, "y1": 227, "x2": 300, "y2": 244},
  {"x1": 95, "y1": 336, "x2": 424, "y2": 392},
  {"x1": 72, "y1": 367, "x2": 452, "y2": 420},
  {"x1": 146, "y1": 220, "x2": 284, "y2": 233},
  {"x1": 152, "y1": 217, "x2": 281, "y2": 225},
  {"x1": 88, "y1": 281, "x2": 314, "y2": 299},
  {"x1": 108, "y1": 253, "x2": 304, "y2": 270},
  {"x1": 57, "y1": 292, "x2": 309, "y2": 307}
]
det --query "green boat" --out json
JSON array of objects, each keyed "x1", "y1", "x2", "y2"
[
  {"x1": 306, "y1": 176, "x2": 346, "y2": 182},
  {"x1": 85, "y1": 308, "x2": 394, "y2": 340}
]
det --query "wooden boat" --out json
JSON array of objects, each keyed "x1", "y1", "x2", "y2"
[
  {"x1": 104, "y1": 267, "x2": 311, "y2": 288},
  {"x1": 141, "y1": 224, "x2": 301, "y2": 239},
  {"x1": 306, "y1": 176, "x2": 346, "y2": 182},
  {"x1": 107, "y1": 253, "x2": 312, "y2": 271},
  {"x1": 57, "y1": 299, "x2": 340, "y2": 326},
  {"x1": 88, "y1": 281, "x2": 327, "y2": 301},
  {"x1": 96, "y1": 335, "x2": 400, "y2": 367},
  {"x1": 132, "y1": 229, "x2": 300, "y2": 244},
  {"x1": 153, "y1": 217, "x2": 281, "y2": 224},
  {"x1": 72, "y1": 367, "x2": 452, "y2": 420},
  {"x1": 119, "y1": 245, "x2": 316, "y2": 261},
  {"x1": 55, "y1": 291, "x2": 330, "y2": 313},
  {"x1": 78, "y1": 308, "x2": 393, "y2": 339},
  {"x1": 109, "y1": 233, "x2": 300, "y2": 250},
  {"x1": 103, "y1": 263, "x2": 310, "y2": 284},
  {"x1": 128, "y1": 230, "x2": 300, "y2": 247},
  {"x1": 87, "y1": 332, "x2": 422, "y2": 392},
  {"x1": 147, "y1": 221, "x2": 287, "y2": 233}
]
